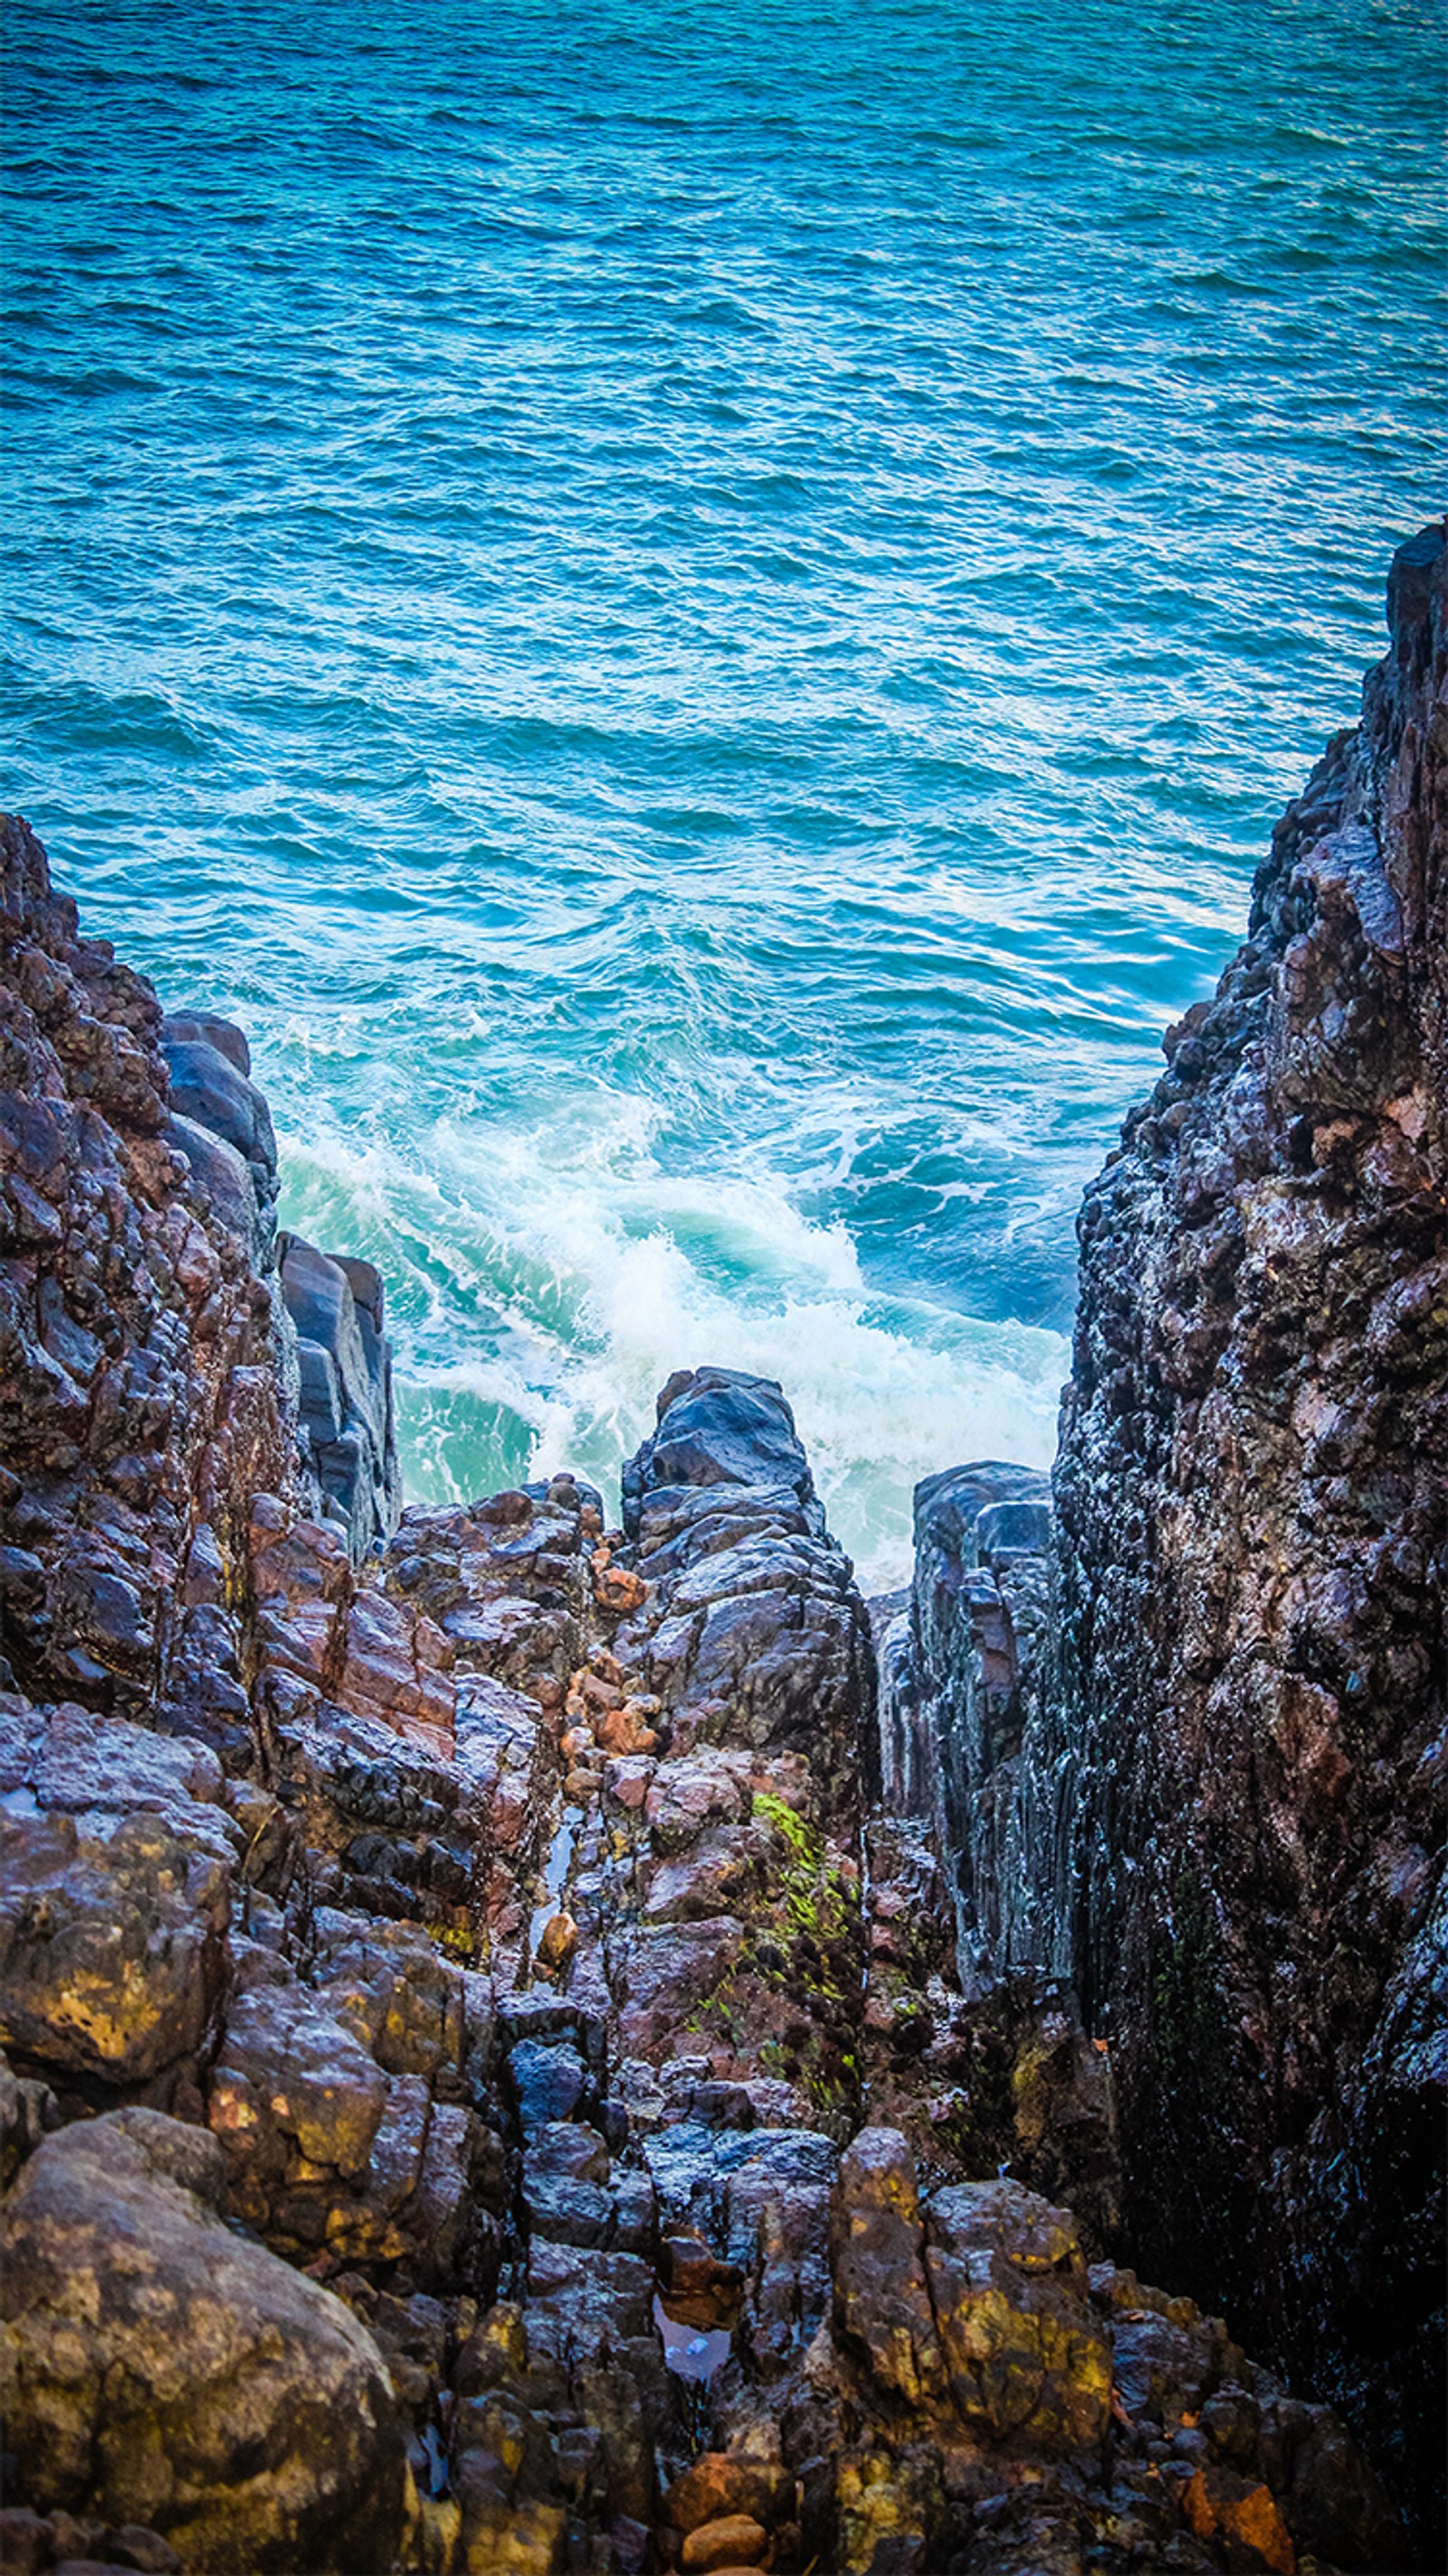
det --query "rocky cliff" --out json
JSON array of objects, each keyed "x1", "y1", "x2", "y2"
[
  {"x1": 0, "y1": 514, "x2": 1437, "y2": 2576},
  {"x1": 885, "y1": 523, "x2": 1446, "y2": 2562}
]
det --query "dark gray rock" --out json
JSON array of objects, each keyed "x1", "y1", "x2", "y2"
[
  {"x1": 881, "y1": 1460, "x2": 1062, "y2": 1986},
  {"x1": 159, "y1": 1021, "x2": 277, "y2": 1207},
  {"x1": 280, "y1": 1234, "x2": 400, "y2": 1556},
  {"x1": 507, "y1": 2037, "x2": 592, "y2": 2133},
  {"x1": 1046, "y1": 524, "x2": 1447, "y2": 2555},
  {"x1": 164, "y1": 1112, "x2": 268, "y2": 1267},
  {"x1": 623, "y1": 1367, "x2": 815, "y2": 1522},
  {"x1": 893, "y1": 528, "x2": 1444, "y2": 2561}
]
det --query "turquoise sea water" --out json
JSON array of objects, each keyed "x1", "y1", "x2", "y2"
[{"x1": 5, "y1": 1, "x2": 1443, "y2": 1584}]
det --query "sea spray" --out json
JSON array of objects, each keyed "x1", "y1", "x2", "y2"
[{"x1": 278, "y1": 1095, "x2": 1066, "y2": 1589}]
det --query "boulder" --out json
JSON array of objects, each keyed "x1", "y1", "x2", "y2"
[
  {"x1": 680, "y1": 2517, "x2": 769, "y2": 2571},
  {"x1": 924, "y1": 2179, "x2": 1111, "y2": 2450},
  {"x1": 0, "y1": 2108, "x2": 408, "y2": 2572},
  {"x1": 0, "y1": 1802, "x2": 230, "y2": 2085},
  {"x1": 662, "y1": 2454, "x2": 793, "y2": 2535},
  {"x1": 830, "y1": 2126, "x2": 947, "y2": 2411}
]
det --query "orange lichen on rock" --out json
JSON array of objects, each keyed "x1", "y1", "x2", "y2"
[{"x1": 1183, "y1": 2463, "x2": 1296, "y2": 2574}]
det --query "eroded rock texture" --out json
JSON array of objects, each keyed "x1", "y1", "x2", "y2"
[
  {"x1": 1055, "y1": 523, "x2": 1447, "y2": 2551},
  {"x1": 1, "y1": 2106, "x2": 408, "y2": 2573},
  {"x1": 0, "y1": 808, "x2": 1417, "y2": 2575},
  {"x1": 888, "y1": 527, "x2": 1445, "y2": 2561}
]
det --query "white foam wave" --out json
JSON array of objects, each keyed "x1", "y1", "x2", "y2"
[{"x1": 275, "y1": 1092, "x2": 1069, "y2": 1592}]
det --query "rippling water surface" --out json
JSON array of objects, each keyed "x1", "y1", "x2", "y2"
[{"x1": 5, "y1": 0, "x2": 1443, "y2": 1580}]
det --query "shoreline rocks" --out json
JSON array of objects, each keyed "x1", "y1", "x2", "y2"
[
  {"x1": 882, "y1": 523, "x2": 1446, "y2": 2561},
  {"x1": 2, "y1": 522, "x2": 1440, "y2": 2573}
]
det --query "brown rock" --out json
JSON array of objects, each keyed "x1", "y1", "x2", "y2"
[
  {"x1": 208, "y1": 1957, "x2": 386, "y2": 2189},
  {"x1": 595, "y1": 1564, "x2": 646, "y2": 1617},
  {"x1": 0, "y1": 2509, "x2": 52, "y2": 2575},
  {"x1": 645, "y1": 1751, "x2": 753, "y2": 1852},
  {"x1": 659, "y1": 2233, "x2": 746, "y2": 2330},
  {"x1": 536, "y1": 1911, "x2": 577, "y2": 1974},
  {"x1": 925, "y1": 2180, "x2": 1112, "y2": 2452},
  {"x1": 595, "y1": 1703, "x2": 659, "y2": 1758},
  {"x1": 680, "y1": 2518, "x2": 769, "y2": 2573},
  {"x1": 830, "y1": 2127, "x2": 947, "y2": 2412},
  {"x1": 662, "y1": 2456, "x2": 793, "y2": 2535},
  {"x1": 605, "y1": 1755, "x2": 654, "y2": 1810},
  {"x1": 0, "y1": 1803, "x2": 230, "y2": 2085},
  {"x1": 1183, "y1": 2462, "x2": 1296, "y2": 2573},
  {"x1": 0, "y1": 2108, "x2": 407, "y2": 2572}
]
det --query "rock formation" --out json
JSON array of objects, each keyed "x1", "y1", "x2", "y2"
[
  {"x1": 886, "y1": 523, "x2": 1446, "y2": 2561},
  {"x1": 1, "y1": 518, "x2": 1439, "y2": 2576}
]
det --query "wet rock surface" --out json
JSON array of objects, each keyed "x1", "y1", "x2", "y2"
[
  {"x1": 885, "y1": 527, "x2": 1446, "y2": 2561},
  {"x1": 1048, "y1": 531, "x2": 1446, "y2": 2558},
  {"x1": 1, "y1": 2106, "x2": 407, "y2": 2573},
  {"x1": 1, "y1": 553, "x2": 1434, "y2": 2576}
]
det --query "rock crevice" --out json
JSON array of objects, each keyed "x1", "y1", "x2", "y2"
[{"x1": 1, "y1": 521, "x2": 1439, "y2": 2576}]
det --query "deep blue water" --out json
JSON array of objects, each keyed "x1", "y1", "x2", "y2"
[{"x1": 5, "y1": 0, "x2": 1443, "y2": 1581}]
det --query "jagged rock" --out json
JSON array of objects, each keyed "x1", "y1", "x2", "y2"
[
  {"x1": 0, "y1": 2506, "x2": 183, "y2": 2573},
  {"x1": 924, "y1": 2179, "x2": 1111, "y2": 2449},
  {"x1": 521, "y1": 2120, "x2": 616, "y2": 2247},
  {"x1": 2, "y1": 790, "x2": 1428, "y2": 2571},
  {"x1": 881, "y1": 1459, "x2": 1058, "y2": 1983},
  {"x1": 0, "y1": 2107, "x2": 408, "y2": 2572},
  {"x1": 508, "y1": 2037, "x2": 592, "y2": 2132},
  {"x1": 885, "y1": 529, "x2": 1444, "y2": 2562},
  {"x1": 828, "y1": 2131, "x2": 1111, "y2": 2453},
  {"x1": 1, "y1": 816, "x2": 297, "y2": 1719},
  {"x1": 830, "y1": 2125, "x2": 948, "y2": 2410},
  {"x1": 1043, "y1": 524, "x2": 1447, "y2": 2556},
  {"x1": 167, "y1": 1111, "x2": 270, "y2": 1267},
  {"x1": 832, "y1": 2443, "x2": 943, "y2": 2576},
  {"x1": 279, "y1": 1236, "x2": 400, "y2": 1554},
  {"x1": 659, "y1": 2230, "x2": 745, "y2": 2330},
  {"x1": 0, "y1": 1699, "x2": 233, "y2": 2087}
]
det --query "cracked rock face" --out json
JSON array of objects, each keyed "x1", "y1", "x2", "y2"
[
  {"x1": 0, "y1": 792, "x2": 1421, "y2": 2575},
  {"x1": 881, "y1": 526, "x2": 1445, "y2": 2563},
  {"x1": 1050, "y1": 526, "x2": 1447, "y2": 2552}
]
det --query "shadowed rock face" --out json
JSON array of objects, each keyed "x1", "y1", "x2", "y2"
[
  {"x1": 279, "y1": 1233, "x2": 400, "y2": 1555},
  {"x1": 1053, "y1": 523, "x2": 1446, "y2": 2550},
  {"x1": 0, "y1": 816, "x2": 399, "y2": 1753},
  {"x1": 0, "y1": 816, "x2": 295, "y2": 1737},
  {"x1": 885, "y1": 525, "x2": 1446, "y2": 2563}
]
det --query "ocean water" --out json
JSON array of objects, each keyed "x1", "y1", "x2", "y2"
[{"x1": 4, "y1": 0, "x2": 1443, "y2": 1586}]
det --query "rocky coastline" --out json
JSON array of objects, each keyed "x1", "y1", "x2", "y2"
[{"x1": 0, "y1": 525, "x2": 1442, "y2": 2576}]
